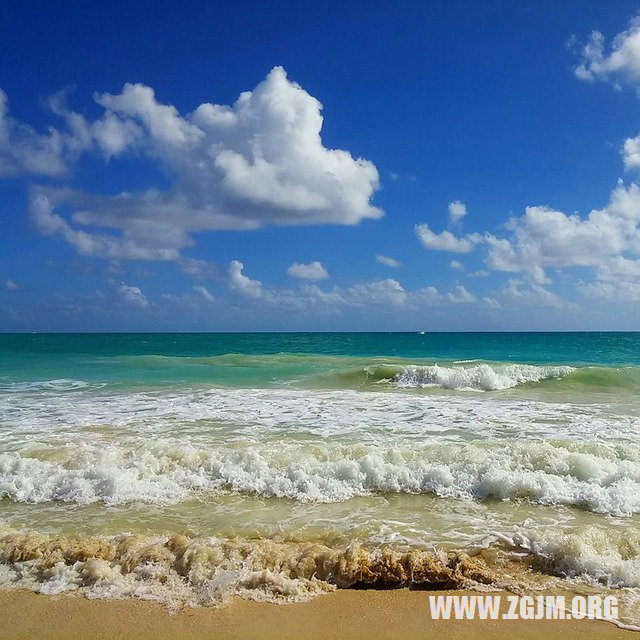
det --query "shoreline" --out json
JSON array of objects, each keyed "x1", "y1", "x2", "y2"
[{"x1": 1, "y1": 588, "x2": 637, "y2": 640}]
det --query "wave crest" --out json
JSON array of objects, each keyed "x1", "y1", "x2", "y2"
[{"x1": 391, "y1": 363, "x2": 575, "y2": 391}]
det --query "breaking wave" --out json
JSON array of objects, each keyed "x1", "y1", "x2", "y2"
[
  {"x1": 495, "y1": 525, "x2": 640, "y2": 589},
  {"x1": 390, "y1": 363, "x2": 575, "y2": 391},
  {"x1": 3, "y1": 440, "x2": 640, "y2": 515},
  {"x1": 0, "y1": 527, "x2": 497, "y2": 608},
  {"x1": 311, "y1": 361, "x2": 640, "y2": 393},
  {"x1": 3, "y1": 524, "x2": 640, "y2": 610}
]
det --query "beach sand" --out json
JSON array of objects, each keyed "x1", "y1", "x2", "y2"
[{"x1": 1, "y1": 588, "x2": 636, "y2": 640}]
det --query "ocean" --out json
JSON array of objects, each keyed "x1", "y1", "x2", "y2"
[{"x1": 1, "y1": 332, "x2": 640, "y2": 611}]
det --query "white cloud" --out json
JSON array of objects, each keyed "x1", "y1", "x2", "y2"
[
  {"x1": 29, "y1": 190, "x2": 185, "y2": 261},
  {"x1": 574, "y1": 17, "x2": 640, "y2": 86},
  {"x1": 345, "y1": 279, "x2": 406, "y2": 306},
  {"x1": 0, "y1": 90, "x2": 73, "y2": 177},
  {"x1": 286, "y1": 261, "x2": 329, "y2": 281},
  {"x1": 623, "y1": 133, "x2": 640, "y2": 170},
  {"x1": 275, "y1": 280, "x2": 476, "y2": 311},
  {"x1": 445, "y1": 285, "x2": 476, "y2": 303},
  {"x1": 9, "y1": 67, "x2": 381, "y2": 261},
  {"x1": 375, "y1": 254, "x2": 401, "y2": 268},
  {"x1": 0, "y1": 89, "x2": 145, "y2": 177},
  {"x1": 502, "y1": 279, "x2": 568, "y2": 309},
  {"x1": 581, "y1": 280, "x2": 640, "y2": 302},
  {"x1": 595, "y1": 255, "x2": 640, "y2": 281},
  {"x1": 448, "y1": 200, "x2": 467, "y2": 225},
  {"x1": 483, "y1": 296, "x2": 501, "y2": 308},
  {"x1": 413, "y1": 286, "x2": 442, "y2": 305},
  {"x1": 193, "y1": 284, "x2": 215, "y2": 302},
  {"x1": 264, "y1": 278, "x2": 408, "y2": 310},
  {"x1": 450, "y1": 259, "x2": 463, "y2": 270},
  {"x1": 118, "y1": 282, "x2": 148, "y2": 307},
  {"x1": 573, "y1": 17, "x2": 640, "y2": 175},
  {"x1": 179, "y1": 258, "x2": 221, "y2": 280},
  {"x1": 2, "y1": 279, "x2": 19, "y2": 291},
  {"x1": 415, "y1": 224, "x2": 480, "y2": 253},
  {"x1": 484, "y1": 182, "x2": 640, "y2": 284},
  {"x1": 228, "y1": 260, "x2": 262, "y2": 298}
]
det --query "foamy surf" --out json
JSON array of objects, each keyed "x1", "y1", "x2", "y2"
[
  {"x1": 3, "y1": 439, "x2": 640, "y2": 515},
  {"x1": 2, "y1": 524, "x2": 640, "y2": 613},
  {"x1": 0, "y1": 527, "x2": 497, "y2": 608}
]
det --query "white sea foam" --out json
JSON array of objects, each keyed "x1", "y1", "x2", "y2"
[
  {"x1": 1, "y1": 386, "x2": 634, "y2": 444},
  {"x1": 393, "y1": 363, "x2": 575, "y2": 390},
  {"x1": 2, "y1": 439, "x2": 640, "y2": 515},
  {"x1": 1, "y1": 386, "x2": 639, "y2": 514},
  {"x1": 0, "y1": 379, "x2": 93, "y2": 393},
  {"x1": 496, "y1": 526, "x2": 640, "y2": 588}
]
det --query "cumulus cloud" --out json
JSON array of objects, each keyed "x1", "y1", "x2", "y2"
[
  {"x1": 414, "y1": 177, "x2": 640, "y2": 307},
  {"x1": 375, "y1": 254, "x2": 401, "y2": 267},
  {"x1": 415, "y1": 286, "x2": 443, "y2": 305},
  {"x1": 228, "y1": 260, "x2": 262, "y2": 298},
  {"x1": 581, "y1": 279, "x2": 640, "y2": 302},
  {"x1": 286, "y1": 261, "x2": 329, "y2": 281},
  {"x1": 345, "y1": 279, "x2": 407, "y2": 306},
  {"x1": 502, "y1": 279, "x2": 568, "y2": 309},
  {"x1": 574, "y1": 17, "x2": 640, "y2": 86},
  {"x1": 450, "y1": 259, "x2": 463, "y2": 270},
  {"x1": 445, "y1": 285, "x2": 476, "y2": 303},
  {"x1": 623, "y1": 133, "x2": 640, "y2": 169},
  {"x1": 118, "y1": 283, "x2": 148, "y2": 307},
  {"x1": 484, "y1": 181, "x2": 640, "y2": 284},
  {"x1": 416, "y1": 224, "x2": 480, "y2": 253},
  {"x1": 596, "y1": 256, "x2": 640, "y2": 282},
  {"x1": 193, "y1": 285, "x2": 214, "y2": 302},
  {"x1": 7, "y1": 67, "x2": 381, "y2": 261},
  {"x1": 448, "y1": 200, "x2": 467, "y2": 225}
]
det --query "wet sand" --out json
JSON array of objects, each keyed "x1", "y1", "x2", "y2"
[{"x1": 1, "y1": 588, "x2": 637, "y2": 640}]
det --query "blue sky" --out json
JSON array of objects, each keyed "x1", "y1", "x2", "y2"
[{"x1": 2, "y1": 0, "x2": 640, "y2": 331}]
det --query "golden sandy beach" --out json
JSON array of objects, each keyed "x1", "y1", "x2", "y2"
[{"x1": 1, "y1": 589, "x2": 637, "y2": 640}]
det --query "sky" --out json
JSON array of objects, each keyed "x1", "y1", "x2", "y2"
[{"x1": 2, "y1": 0, "x2": 640, "y2": 331}]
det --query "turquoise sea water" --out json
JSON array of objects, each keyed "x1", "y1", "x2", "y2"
[
  {"x1": 1, "y1": 332, "x2": 640, "y2": 611},
  {"x1": 2, "y1": 331, "x2": 640, "y2": 389}
]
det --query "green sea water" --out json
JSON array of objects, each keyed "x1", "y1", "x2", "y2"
[{"x1": 2, "y1": 331, "x2": 640, "y2": 391}]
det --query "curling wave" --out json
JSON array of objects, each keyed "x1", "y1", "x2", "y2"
[{"x1": 391, "y1": 363, "x2": 575, "y2": 391}]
